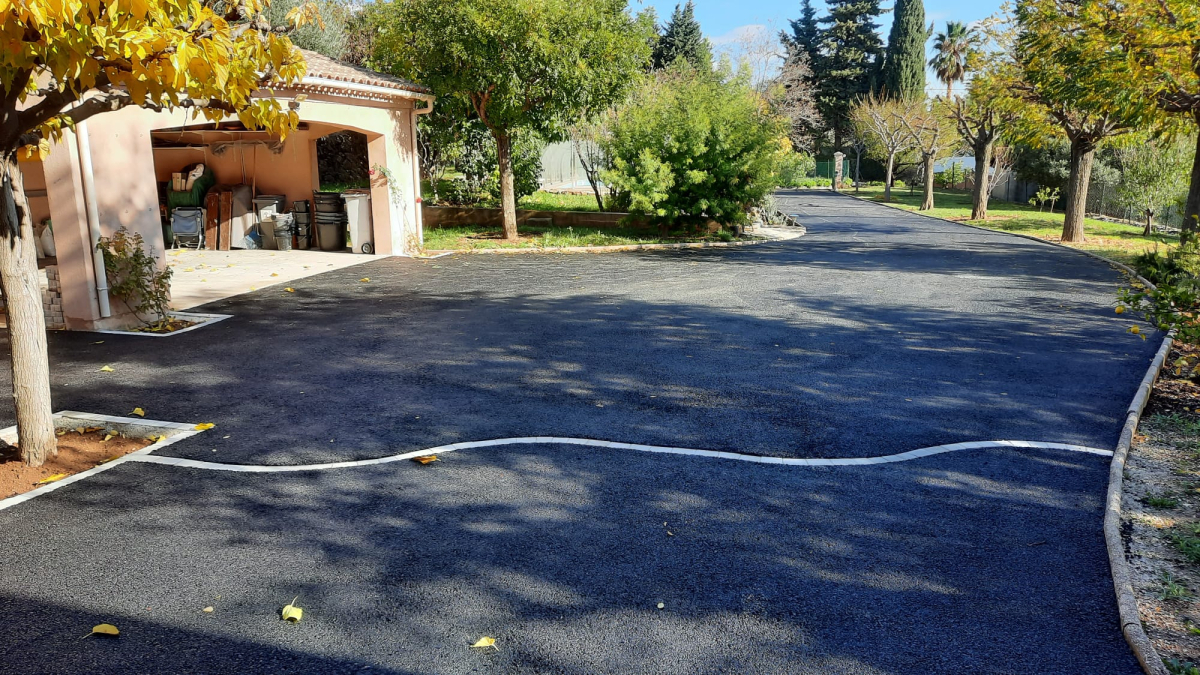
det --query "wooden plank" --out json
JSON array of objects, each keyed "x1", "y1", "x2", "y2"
[
  {"x1": 203, "y1": 191, "x2": 219, "y2": 250},
  {"x1": 218, "y1": 190, "x2": 233, "y2": 251}
]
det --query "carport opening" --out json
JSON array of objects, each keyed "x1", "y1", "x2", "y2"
[
  {"x1": 150, "y1": 123, "x2": 376, "y2": 254},
  {"x1": 316, "y1": 130, "x2": 370, "y2": 192}
]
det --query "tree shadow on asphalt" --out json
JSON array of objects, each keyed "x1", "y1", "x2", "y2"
[
  {"x1": 23, "y1": 253, "x2": 1160, "y2": 466},
  {"x1": 0, "y1": 443, "x2": 1141, "y2": 674}
]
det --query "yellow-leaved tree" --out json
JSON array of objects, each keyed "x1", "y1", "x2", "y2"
[{"x1": 0, "y1": 0, "x2": 316, "y2": 466}]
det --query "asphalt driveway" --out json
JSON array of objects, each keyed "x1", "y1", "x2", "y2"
[{"x1": 0, "y1": 190, "x2": 1161, "y2": 673}]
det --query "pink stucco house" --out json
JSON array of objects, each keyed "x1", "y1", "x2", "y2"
[{"x1": 17, "y1": 50, "x2": 432, "y2": 331}]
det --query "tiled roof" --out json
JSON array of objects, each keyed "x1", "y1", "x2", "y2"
[{"x1": 298, "y1": 49, "x2": 431, "y2": 95}]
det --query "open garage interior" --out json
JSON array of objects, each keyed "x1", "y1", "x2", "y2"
[{"x1": 11, "y1": 49, "x2": 432, "y2": 331}]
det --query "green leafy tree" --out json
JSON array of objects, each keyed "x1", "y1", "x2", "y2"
[
  {"x1": 1059, "y1": 0, "x2": 1200, "y2": 237},
  {"x1": 602, "y1": 65, "x2": 790, "y2": 231},
  {"x1": 372, "y1": 0, "x2": 653, "y2": 241},
  {"x1": 652, "y1": 1, "x2": 712, "y2": 71},
  {"x1": 266, "y1": 0, "x2": 349, "y2": 59},
  {"x1": 1114, "y1": 136, "x2": 1193, "y2": 235},
  {"x1": 929, "y1": 22, "x2": 975, "y2": 99},
  {"x1": 817, "y1": 0, "x2": 886, "y2": 150},
  {"x1": 880, "y1": 0, "x2": 928, "y2": 101},
  {"x1": 1012, "y1": 0, "x2": 1143, "y2": 242}
]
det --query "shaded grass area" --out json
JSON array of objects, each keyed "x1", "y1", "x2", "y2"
[
  {"x1": 423, "y1": 224, "x2": 729, "y2": 251},
  {"x1": 855, "y1": 185, "x2": 1177, "y2": 266}
]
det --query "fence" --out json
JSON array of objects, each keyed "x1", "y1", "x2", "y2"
[
  {"x1": 813, "y1": 159, "x2": 852, "y2": 181},
  {"x1": 990, "y1": 168, "x2": 1185, "y2": 231}
]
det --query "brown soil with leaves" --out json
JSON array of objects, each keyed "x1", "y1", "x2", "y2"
[
  {"x1": 1127, "y1": 346, "x2": 1200, "y2": 669},
  {"x1": 0, "y1": 429, "x2": 153, "y2": 500}
]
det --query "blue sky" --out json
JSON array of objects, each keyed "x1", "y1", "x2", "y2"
[
  {"x1": 635, "y1": 0, "x2": 1003, "y2": 93},
  {"x1": 636, "y1": 0, "x2": 1002, "y2": 40}
]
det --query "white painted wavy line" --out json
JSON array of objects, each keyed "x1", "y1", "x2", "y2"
[{"x1": 125, "y1": 437, "x2": 1113, "y2": 473}]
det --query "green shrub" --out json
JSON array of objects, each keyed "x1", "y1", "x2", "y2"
[
  {"x1": 601, "y1": 63, "x2": 790, "y2": 230},
  {"x1": 1121, "y1": 241, "x2": 1200, "y2": 351},
  {"x1": 96, "y1": 227, "x2": 173, "y2": 327},
  {"x1": 776, "y1": 152, "x2": 817, "y2": 188}
]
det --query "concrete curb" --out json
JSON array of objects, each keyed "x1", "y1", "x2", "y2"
[{"x1": 834, "y1": 190, "x2": 1171, "y2": 675}]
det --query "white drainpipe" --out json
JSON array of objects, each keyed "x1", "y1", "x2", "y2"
[
  {"x1": 75, "y1": 120, "x2": 111, "y2": 318},
  {"x1": 412, "y1": 97, "x2": 435, "y2": 247}
]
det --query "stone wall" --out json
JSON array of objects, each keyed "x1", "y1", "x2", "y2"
[{"x1": 42, "y1": 265, "x2": 64, "y2": 330}]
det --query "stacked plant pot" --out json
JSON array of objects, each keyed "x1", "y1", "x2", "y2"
[
  {"x1": 292, "y1": 200, "x2": 312, "y2": 250},
  {"x1": 312, "y1": 191, "x2": 347, "y2": 251}
]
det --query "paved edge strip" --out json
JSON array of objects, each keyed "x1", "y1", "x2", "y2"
[
  {"x1": 122, "y1": 438, "x2": 1112, "y2": 473},
  {"x1": 83, "y1": 311, "x2": 234, "y2": 338},
  {"x1": 835, "y1": 191, "x2": 1171, "y2": 675},
  {"x1": 0, "y1": 411, "x2": 205, "y2": 513}
]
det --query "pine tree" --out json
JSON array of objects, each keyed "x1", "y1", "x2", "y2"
[
  {"x1": 652, "y1": 1, "x2": 712, "y2": 70},
  {"x1": 784, "y1": 0, "x2": 821, "y2": 62},
  {"x1": 880, "y1": 0, "x2": 928, "y2": 100},
  {"x1": 817, "y1": 0, "x2": 885, "y2": 150}
]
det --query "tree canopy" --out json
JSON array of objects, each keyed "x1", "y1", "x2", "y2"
[
  {"x1": 880, "y1": 0, "x2": 928, "y2": 101},
  {"x1": 371, "y1": 0, "x2": 653, "y2": 240},
  {"x1": 815, "y1": 0, "x2": 885, "y2": 150},
  {"x1": 653, "y1": 1, "x2": 711, "y2": 71}
]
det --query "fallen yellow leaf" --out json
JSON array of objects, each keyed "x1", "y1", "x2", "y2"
[
  {"x1": 285, "y1": 288, "x2": 295, "y2": 293},
  {"x1": 92, "y1": 341, "x2": 104, "y2": 345},
  {"x1": 194, "y1": 423, "x2": 215, "y2": 431},
  {"x1": 99, "y1": 365, "x2": 114, "y2": 372},
  {"x1": 271, "y1": 273, "x2": 279, "y2": 277},
  {"x1": 411, "y1": 455, "x2": 439, "y2": 465},
  {"x1": 90, "y1": 623, "x2": 120, "y2": 637},
  {"x1": 281, "y1": 597, "x2": 303, "y2": 623},
  {"x1": 99, "y1": 455, "x2": 122, "y2": 464},
  {"x1": 102, "y1": 433, "x2": 115, "y2": 442},
  {"x1": 131, "y1": 407, "x2": 145, "y2": 417},
  {"x1": 202, "y1": 606, "x2": 214, "y2": 613},
  {"x1": 35, "y1": 473, "x2": 68, "y2": 485},
  {"x1": 360, "y1": 277, "x2": 370, "y2": 283},
  {"x1": 471, "y1": 637, "x2": 497, "y2": 650},
  {"x1": 55, "y1": 430, "x2": 66, "y2": 436}
]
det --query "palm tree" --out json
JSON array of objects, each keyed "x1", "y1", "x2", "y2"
[{"x1": 929, "y1": 21, "x2": 974, "y2": 98}]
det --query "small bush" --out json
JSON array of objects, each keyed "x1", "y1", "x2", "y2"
[
  {"x1": 1120, "y1": 241, "x2": 1200, "y2": 352},
  {"x1": 1169, "y1": 524, "x2": 1200, "y2": 565},
  {"x1": 1146, "y1": 492, "x2": 1181, "y2": 509},
  {"x1": 1166, "y1": 659, "x2": 1200, "y2": 675},
  {"x1": 96, "y1": 227, "x2": 172, "y2": 327}
]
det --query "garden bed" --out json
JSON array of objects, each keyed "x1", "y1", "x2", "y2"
[
  {"x1": 1127, "y1": 345, "x2": 1200, "y2": 672},
  {"x1": 0, "y1": 428, "x2": 152, "y2": 500},
  {"x1": 423, "y1": 224, "x2": 738, "y2": 251}
]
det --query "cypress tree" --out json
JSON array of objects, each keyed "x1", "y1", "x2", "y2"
[
  {"x1": 880, "y1": 0, "x2": 928, "y2": 100},
  {"x1": 816, "y1": 0, "x2": 885, "y2": 150},
  {"x1": 652, "y1": 1, "x2": 712, "y2": 71}
]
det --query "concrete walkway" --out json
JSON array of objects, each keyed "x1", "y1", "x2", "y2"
[
  {"x1": 0, "y1": 190, "x2": 1159, "y2": 673},
  {"x1": 166, "y1": 248, "x2": 383, "y2": 310}
]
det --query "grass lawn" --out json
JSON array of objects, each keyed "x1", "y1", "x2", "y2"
[
  {"x1": 423, "y1": 224, "x2": 732, "y2": 251},
  {"x1": 853, "y1": 185, "x2": 1176, "y2": 266},
  {"x1": 518, "y1": 191, "x2": 603, "y2": 212}
]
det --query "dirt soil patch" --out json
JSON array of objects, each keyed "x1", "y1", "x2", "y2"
[
  {"x1": 131, "y1": 316, "x2": 198, "y2": 333},
  {"x1": 1127, "y1": 345, "x2": 1200, "y2": 670},
  {"x1": 0, "y1": 429, "x2": 153, "y2": 499}
]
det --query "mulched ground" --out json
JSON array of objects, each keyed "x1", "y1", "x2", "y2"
[
  {"x1": 0, "y1": 429, "x2": 152, "y2": 499},
  {"x1": 1127, "y1": 344, "x2": 1200, "y2": 669}
]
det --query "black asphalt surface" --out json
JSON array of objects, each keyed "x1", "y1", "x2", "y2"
[{"x1": 0, "y1": 190, "x2": 1161, "y2": 672}]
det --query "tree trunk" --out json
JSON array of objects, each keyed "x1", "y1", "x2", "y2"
[
  {"x1": 971, "y1": 139, "x2": 994, "y2": 221},
  {"x1": 493, "y1": 130, "x2": 518, "y2": 241},
  {"x1": 884, "y1": 153, "x2": 895, "y2": 201},
  {"x1": 1143, "y1": 210, "x2": 1154, "y2": 236},
  {"x1": 1062, "y1": 136, "x2": 1096, "y2": 243},
  {"x1": 0, "y1": 155, "x2": 56, "y2": 467},
  {"x1": 1185, "y1": 111, "x2": 1200, "y2": 242},
  {"x1": 920, "y1": 154, "x2": 935, "y2": 210}
]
